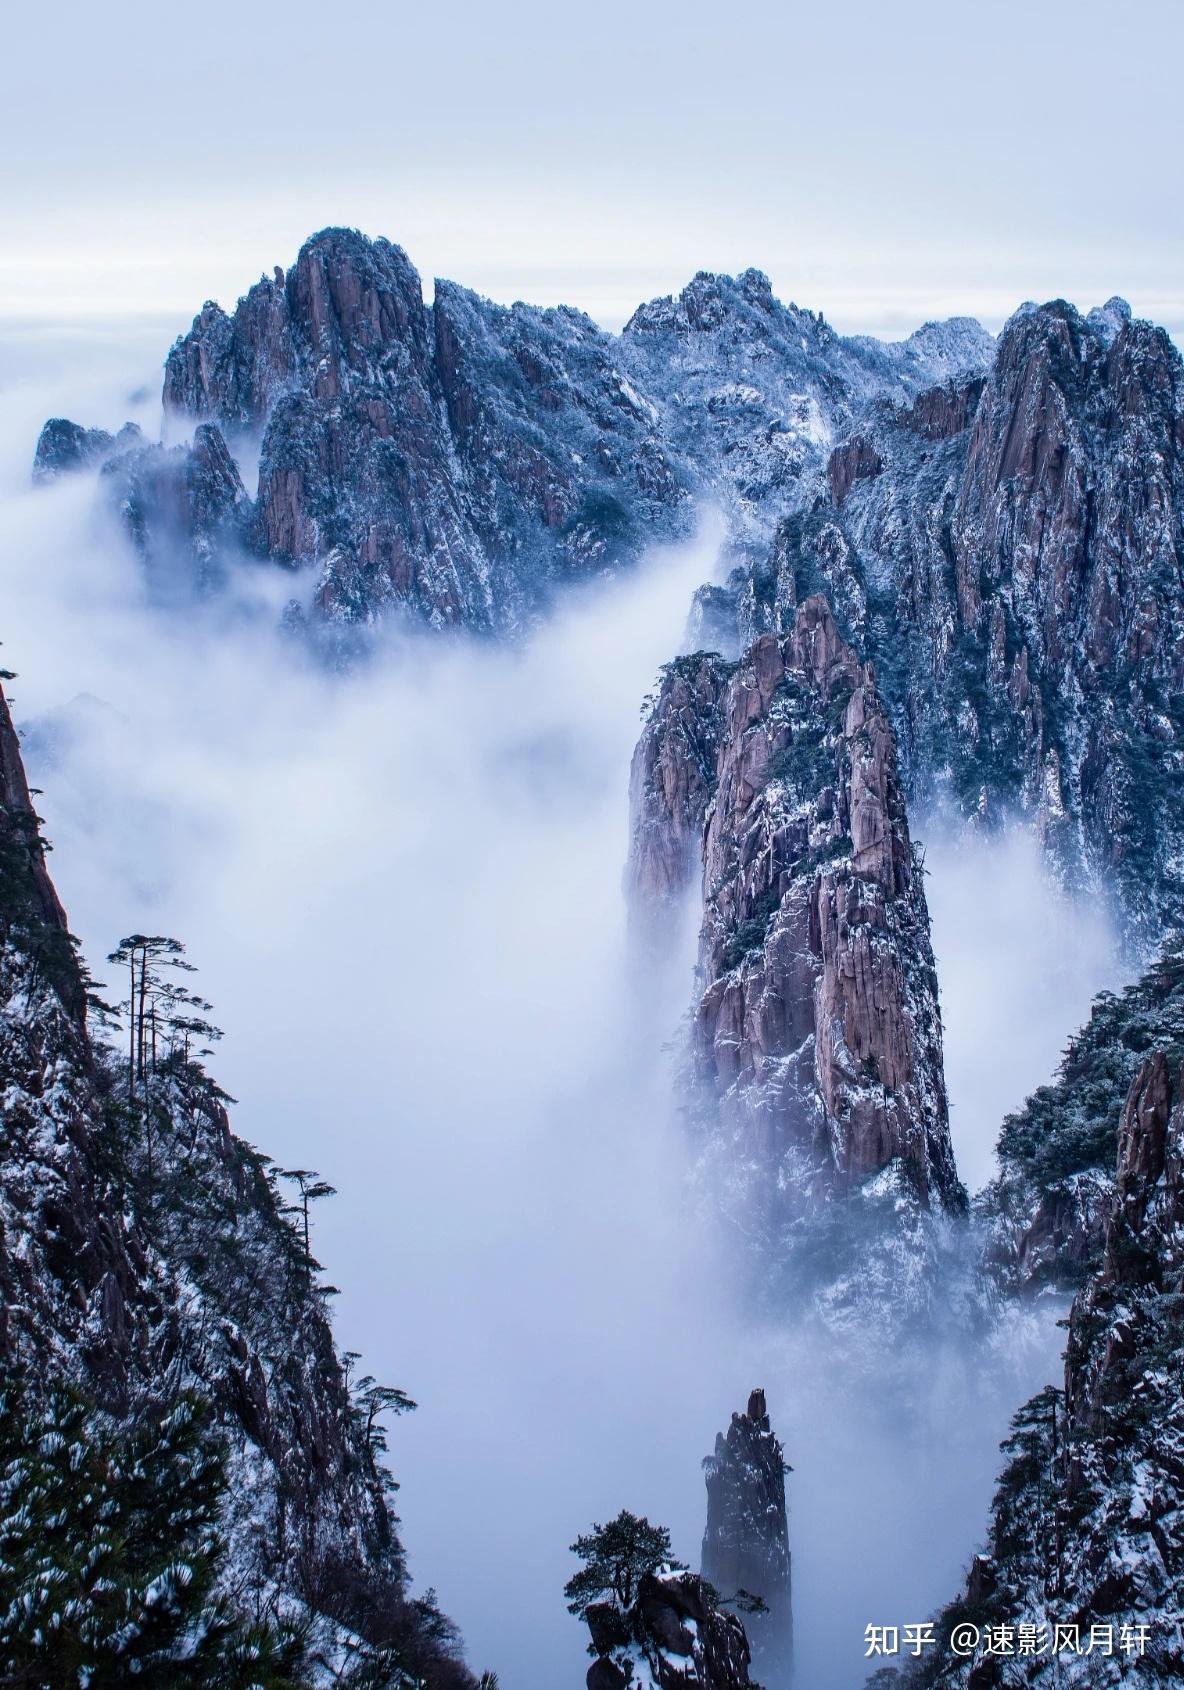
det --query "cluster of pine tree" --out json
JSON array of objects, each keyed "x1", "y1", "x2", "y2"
[{"x1": 0, "y1": 1372, "x2": 306, "y2": 1687}]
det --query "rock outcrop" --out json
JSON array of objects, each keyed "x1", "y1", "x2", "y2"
[
  {"x1": 618, "y1": 273, "x2": 989, "y2": 539},
  {"x1": 36, "y1": 230, "x2": 992, "y2": 638},
  {"x1": 913, "y1": 1051, "x2": 1184, "y2": 1686},
  {"x1": 983, "y1": 939, "x2": 1184, "y2": 1296},
  {"x1": 627, "y1": 652, "x2": 735, "y2": 924},
  {"x1": 102, "y1": 421, "x2": 253, "y2": 591},
  {"x1": 704, "y1": 297, "x2": 1184, "y2": 948},
  {"x1": 702, "y1": 1389, "x2": 792, "y2": 1686},
  {"x1": 33, "y1": 418, "x2": 143, "y2": 481},
  {"x1": 583, "y1": 1570, "x2": 754, "y2": 1690},
  {"x1": 0, "y1": 674, "x2": 475, "y2": 1684},
  {"x1": 39, "y1": 251, "x2": 1183, "y2": 948},
  {"x1": 170, "y1": 230, "x2": 689, "y2": 628},
  {"x1": 628, "y1": 597, "x2": 964, "y2": 1279}
]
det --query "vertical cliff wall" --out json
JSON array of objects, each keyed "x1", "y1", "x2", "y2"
[
  {"x1": 628, "y1": 596, "x2": 964, "y2": 1291},
  {"x1": 914, "y1": 1050, "x2": 1184, "y2": 1686}
]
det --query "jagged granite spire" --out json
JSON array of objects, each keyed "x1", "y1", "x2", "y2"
[
  {"x1": 702, "y1": 296, "x2": 1184, "y2": 949},
  {"x1": 628, "y1": 596, "x2": 965, "y2": 1303},
  {"x1": 35, "y1": 229, "x2": 991, "y2": 636},
  {"x1": 702, "y1": 1389, "x2": 792, "y2": 1687}
]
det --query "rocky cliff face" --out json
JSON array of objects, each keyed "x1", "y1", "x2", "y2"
[
  {"x1": 34, "y1": 229, "x2": 991, "y2": 638},
  {"x1": 0, "y1": 676, "x2": 474, "y2": 1685},
  {"x1": 703, "y1": 298, "x2": 1184, "y2": 948},
  {"x1": 701, "y1": 1389, "x2": 792, "y2": 1686},
  {"x1": 911, "y1": 1050, "x2": 1184, "y2": 1687},
  {"x1": 103, "y1": 421, "x2": 253, "y2": 593},
  {"x1": 36, "y1": 245, "x2": 1183, "y2": 943},
  {"x1": 583, "y1": 1571, "x2": 754, "y2": 1690},
  {"x1": 616, "y1": 272, "x2": 990, "y2": 543},
  {"x1": 628, "y1": 597, "x2": 964, "y2": 1289},
  {"x1": 162, "y1": 229, "x2": 690, "y2": 630},
  {"x1": 982, "y1": 940, "x2": 1184, "y2": 1297}
]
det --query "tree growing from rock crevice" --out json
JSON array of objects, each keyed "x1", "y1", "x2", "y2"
[{"x1": 565, "y1": 1511, "x2": 685, "y2": 1618}]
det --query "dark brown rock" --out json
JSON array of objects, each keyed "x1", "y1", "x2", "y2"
[
  {"x1": 702, "y1": 1389, "x2": 792, "y2": 1685},
  {"x1": 798, "y1": 298, "x2": 1184, "y2": 946},
  {"x1": 627, "y1": 596, "x2": 964, "y2": 1288},
  {"x1": 900, "y1": 375, "x2": 985, "y2": 441},
  {"x1": 626, "y1": 652, "x2": 734, "y2": 923},
  {"x1": 160, "y1": 228, "x2": 689, "y2": 630},
  {"x1": 827, "y1": 436, "x2": 882, "y2": 504},
  {"x1": 588, "y1": 1658, "x2": 630, "y2": 1690}
]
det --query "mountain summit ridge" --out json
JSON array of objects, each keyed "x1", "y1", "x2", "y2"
[{"x1": 35, "y1": 226, "x2": 992, "y2": 636}]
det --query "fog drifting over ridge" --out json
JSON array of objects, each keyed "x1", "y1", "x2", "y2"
[{"x1": 0, "y1": 329, "x2": 1120, "y2": 1686}]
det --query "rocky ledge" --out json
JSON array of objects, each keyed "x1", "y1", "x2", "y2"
[{"x1": 584, "y1": 1571, "x2": 754, "y2": 1690}]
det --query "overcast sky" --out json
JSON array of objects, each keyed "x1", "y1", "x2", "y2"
[{"x1": 2, "y1": 0, "x2": 1181, "y2": 339}]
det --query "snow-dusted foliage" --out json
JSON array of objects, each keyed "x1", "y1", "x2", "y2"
[
  {"x1": 0, "y1": 1377, "x2": 307, "y2": 1684},
  {"x1": 905, "y1": 1050, "x2": 1184, "y2": 1687},
  {"x1": 0, "y1": 678, "x2": 475, "y2": 1688},
  {"x1": 983, "y1": 942, "x2": 1184, "y2": 1297},
  {"x1": 618, "y1": 270, "x2": 989, "y2": 544},
  {"x1": 580, "y1": 1569, "x2": 754, "y2": 1690}
]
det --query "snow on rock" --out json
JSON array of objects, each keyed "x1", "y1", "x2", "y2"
[
  {"x1": 34, "y1": 229, "x2": 992, "y2": 638},
  {"x1": 627, "y1": 596, "x2": 965, "y2": 1318}
]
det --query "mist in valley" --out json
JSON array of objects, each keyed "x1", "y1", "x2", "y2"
[{"x1": 0, "y1": 327, "x2": 1126, "y2": 1688}]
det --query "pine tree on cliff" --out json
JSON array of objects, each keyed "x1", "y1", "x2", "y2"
[
  {"x1": 0, "y1": 1371, "x2": 307, "y2": 1686},
  {"x1": 565, "y1": 1511, "x2": 685, "y2": 1617},
  {"x1": 106, "y1": 933, "x2": 220, "y2": 1099},
  {"x1": 278, "y1": 1166, "x2": 338, "y2": 1276}
]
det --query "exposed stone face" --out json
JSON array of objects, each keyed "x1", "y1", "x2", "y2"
[
  {"x1": 163, "y1": 229, "x2": 691, "y2": 631},
  {"x1": 628, "y1": 596, "x2": 963, "y2": 1260},
  {"x1": 702, "y1": 1389, "x2": 792, "y2": 1686},
  {"x1": 40, "y1": 231, "x2": 992, "y2": 638},
  {"x1": 583, "y1": 1571, "x2": 754, "y2": 1690},
  {"x1": 827, "y1": 436, "x2": 881, "y2": 504},
  {"x1": 706, "y1": 298, "x2": 1184, "y2": 947},
  {"x1": 626, "y1": 652, "x2": 734, "y2": 922},
  {"x1": 918, "y1": 1052, "x2": 1184, "y2": 1685},
  {"x1": 985, "y1": 1169, "x2": 1115, "y2": 1296},
  {"x1": 899, "y1": 374, "x2": 985, "y2": 442},
  {"x1": 100, "y1": 421, "x2": 252, "y2": 589},
  {"x1": 33, "y1": 418, "x2": 143, "y2": 481},
  {"x1": 1112, "y1": 1049, "x2": 1173, "y2": 1198}
]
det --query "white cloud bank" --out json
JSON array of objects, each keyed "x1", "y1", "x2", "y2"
[{"x1": 0, "y1": 327, "x2": 1114, "y2": 1686}]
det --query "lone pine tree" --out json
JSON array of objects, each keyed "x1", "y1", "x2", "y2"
[{"x1": 565, "y1": 1511, "x2": 685, "y2": 1618}]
